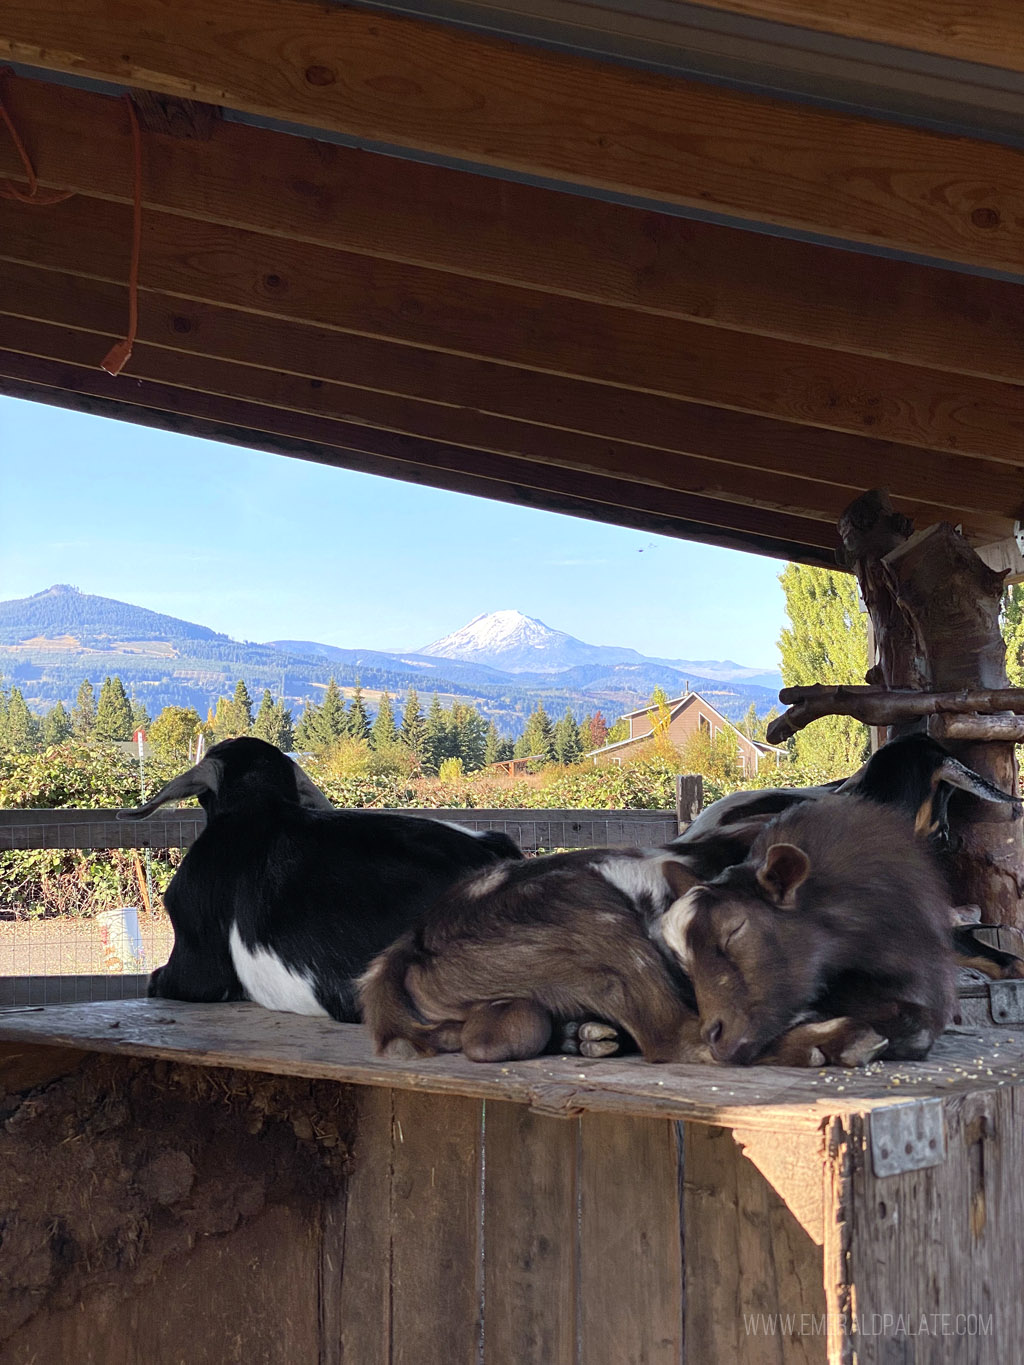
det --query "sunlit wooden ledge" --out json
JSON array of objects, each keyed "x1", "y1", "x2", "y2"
[{"x1": 1, "y1": 997, "x2": 1022, "y2": 1130}]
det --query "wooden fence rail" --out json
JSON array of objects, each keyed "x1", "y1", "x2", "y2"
[{"x1": 0, "y1": 806, "x2": 680, "y2": 854}]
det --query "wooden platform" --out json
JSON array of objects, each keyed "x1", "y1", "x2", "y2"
[{"x1": 0, "y1": 1000, "x2": 1020, "y2": 1364}]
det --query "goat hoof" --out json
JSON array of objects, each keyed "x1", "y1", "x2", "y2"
[
  {"x1": 579, "y1": 1022, "x2": 619, "y2": 1043},
  {"x1": 838, "y1": 1029, "x2": 888, "y2": 1067},
  {"x1": 807, "y1": 1047, "x2": 826, "y2": 1067},
  {"x1": 580, "y1": 1039, "x2": 620, "y2": 1059},
  {"x1": 382, "y1": 1038, "x2": 421, "y2": 1060}
]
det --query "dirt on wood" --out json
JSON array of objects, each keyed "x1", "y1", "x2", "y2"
[{"x1": 0, "y1": 1054, "x2": 353, "y2": 1342}]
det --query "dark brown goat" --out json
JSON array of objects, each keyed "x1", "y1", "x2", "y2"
[
  {"x1": 359, "y1": 844, "x2": 888, "y2": 1068},
  {"x1": 660, "y1": 795, "x2": 956, "y2": 1065}
]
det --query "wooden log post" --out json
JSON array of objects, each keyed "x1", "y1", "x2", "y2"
[
  {"x1": 675, "y1": 774, "x2": 704, "y2": 832},
  {"x1": 838, "y1": 491, "x2": 1024, "y2": 926}
]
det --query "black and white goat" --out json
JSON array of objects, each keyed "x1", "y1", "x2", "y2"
[{"x1": 119, "y1": 737, "x2": 522, "y2": 1020}]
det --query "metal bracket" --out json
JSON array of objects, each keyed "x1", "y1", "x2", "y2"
[
  {"x1": 869, "y1": 1100, "x2": 946, "y2": 1177},
  {"x1": 1015, "y1": 520, "x2": 1024, "y2": 556},
  {"x1": 989, "y1": 979, "x2": 1024, "y2": 1024}
]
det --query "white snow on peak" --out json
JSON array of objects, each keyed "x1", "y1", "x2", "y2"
[{"x1": 419, "y1": 610, "x2": 643, "y2": 673}]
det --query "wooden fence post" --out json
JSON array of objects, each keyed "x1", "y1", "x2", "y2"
[{"x1": 675, "y1": 774, "x2": 703, "y2": 832}]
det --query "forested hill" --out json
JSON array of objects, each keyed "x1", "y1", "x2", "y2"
[{"x1": 0, "y1": 586, "x2": 779, "y2": 731}]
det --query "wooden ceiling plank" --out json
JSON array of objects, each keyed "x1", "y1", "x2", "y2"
[
  {"x1": 3, "y1": 1, "x2": 1024, "y2": 272},
  {"x1": 0, "y1": 352, "x2": 841, "y2": 557},
  {"x1": 4, "y1": 198, "x2": 1024, "y2": 465},
  {"x1": 1, "y1": 375, "x2": 834, "y2": 566},
  {"x1": 2, "y1": 78, "x2": 1024, "y2": 384},
  {"x1": 3, "y1": 261, "x2": 1022, "y2": 524},
  {"x1": 676, "y1": 1, "x2": 1024, "y2": 76},
  {"x1": 7, "y1": 310, "x2": 1010, "y2": 542}
]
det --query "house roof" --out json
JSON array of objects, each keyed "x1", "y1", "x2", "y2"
[{"x1": 585, "y1": 691, "x2": 787, "y2": 759}]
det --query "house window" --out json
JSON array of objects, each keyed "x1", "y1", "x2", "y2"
[{"x1": 698, "y1": 715, "x2": 711, "y2": 735}]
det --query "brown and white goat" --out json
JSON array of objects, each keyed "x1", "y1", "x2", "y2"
[
  {"x1": 359, "y1": 842, "x2": 887, "y2": 1068},
  {"x1": 660, "y1": 795, "x2": 957, "y2": 1065}
]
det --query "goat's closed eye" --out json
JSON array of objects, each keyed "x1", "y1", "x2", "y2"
[{"x1": 723, "y1": 921, "x2": 747, "y2": 949}]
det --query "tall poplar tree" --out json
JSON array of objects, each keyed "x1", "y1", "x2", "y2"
[{"x1": 777, "y1": 563, "x2": 869, "y2": 774}]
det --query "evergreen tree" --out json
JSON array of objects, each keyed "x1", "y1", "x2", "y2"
[
  {"x1": 400, "y1": 688, "x2": 426, "y2": 759},
  {"x1": 521, "y1": 702, "x2": 556, "y2": 762},
  {"x1": 6, "y1": 687, "x2": 39, "y2": 752},
  {"x1": 130, "y1": 695, "x2": 152, "y2": 732},
  {"x1": 252, "y1": 690, "x2": 295, "y2": 751},
  {"x1": 483, "y1": 720, "x2": 503, "y2": 766},
  {"x1": 0, "y1": 686, "x2": 9, "y2": 749},
  {"x1": 211, "y1": 679, "x2": 254, "y2": 742},
  {"x1": 293, "y1": 701, "x2": 320, "y2": 753},
  {"x1": 553, "y1": 708, "x2": 584, "y2": 765},
  {"x1": 449, "y1": 702, "x2": 486, "y2": 771},
  {"x1": 72, "y1": 679, "x2": 96, "y2": 740},
  {"x1": 347, "y1": 680, "x2": 371, "y2": 742},
  {"x1": 94, "y1": 675, "x2": 133, "y2": 741},
  {"x1": 778, "y1": 563, "x2": 869, "y2": 774},
  {"x1": 370, "y1": 691, "x2": 399, "y2": 749},
  {"x1": 422, "y1": 693, "x2": 448, "y2": 775},
  {"x1": 231, "y1": 679, "x2": 254, "y2": 733},
  {"x1": 318, "y1": 678, "x2": 349, "y2": 743},
  {"x1": 42, "y1": 700, "x2": 73, "y2": 745}
]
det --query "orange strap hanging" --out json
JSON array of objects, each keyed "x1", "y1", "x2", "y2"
[
  {"x1": 0, "y1": 68, "x2": 75, "y2": 205},
  {"x1": 101, "y1": 95, "x2": 143, "y2": 377}
]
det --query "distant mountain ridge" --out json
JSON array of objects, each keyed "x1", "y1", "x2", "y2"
[{"x1": 0, "y1": 587, "x2": 782, "y2": 732}]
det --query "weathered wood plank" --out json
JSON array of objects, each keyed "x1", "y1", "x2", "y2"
[
  {"x1": 5, "y1": 78, "x2": 1024, "y2": 382},
  {"x1": 835, "y1": 1089, "x2": 1024, "y2": 1363},
  {"x1": 684, "y1": 1125, "x2": 826, "y2": 1364},
  {"x1": 7, "y1": 260, "x2": 1022, "y2": 525},
  {"x1": 0, "y1": 1002, "x2": 1021, "y2": 1130},
  {"x1": 328, "y1": 1085, "x2": 393, "y2": 1365},
  {"x1": 4, "y1": 1, "x2": 1024, "y2": 270},
  {"x1": 482, "y1": 1101, "x2": 577, "y2": 1365},
  {"x1": 0, "y1": 354, "x2": 843, "y2": 552},
  {"x1": 390, "y1": 1090, "x2": 482, "y2": 1365},
  {"x1": 0, "y1": 375, "x2": 833, "y2": 567},
  {"x1": 578, "y1": 1112, "x2": 683, "y2": 1365},
  {"x1": 0, "y1": 805, "x2": 677, "y2": 854},
  {"x1": 5, "y1": 199, "x2": 1024, "y2": 464}
]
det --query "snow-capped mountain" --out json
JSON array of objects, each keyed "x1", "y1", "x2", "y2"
[{"x1": 420, "y1": 610, "x2": 781, "y2": 686}]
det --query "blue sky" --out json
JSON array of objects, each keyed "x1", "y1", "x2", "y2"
[{"x1": 1, "y1": 396, "x2": 789, "y2": 667}]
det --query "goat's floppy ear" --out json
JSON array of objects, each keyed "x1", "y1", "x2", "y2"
[
  {"x1": 755, "y1": 843, "x2": 810, "y2": 908},
  {"x1": 936, "y1": 757, "x2": 1023, "y2": 815},
  {"x1": 117, "y1": 758, "x2": 219, "y2": 819},
  {"x1": 662, "y1": 858, "x2": 699, "y2": 900},
  {"x1": 291, "y1": 763, "x2": 335, "y2": 812}
]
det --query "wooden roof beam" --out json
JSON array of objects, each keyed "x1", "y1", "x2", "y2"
[
  {"x1": 3, "y1": 261, "x2": 1021, "y2": 530},
  {"x1": 6, "y1": 310, "x2": 1012, "y2": 544},
  {"x1": 678, "y1": 1, "x2": 1024, "y2": 76},
  {"x1": 0, "y1": 363, "x2": 840, "y2": 566},
  {"x1": 3, "y1": 1, "x2": 1024, "y2": 273},
  {"x1": 3, "y1": 197, "x2": 1024, "y2": 465},
  {"x1": 2, "y1": 78, "x2": 1024, "y2": 382}
]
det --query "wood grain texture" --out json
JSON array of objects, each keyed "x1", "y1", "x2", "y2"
[
  {"x1": 390, "y1": 1090, "x2": 483, "y2": 1365},
  {"x1": 4, "y1": 197, "x2": 1024, "y2": 462},
  {"x1": 6, "y1": 260, "x2": 1023, "y2": 526},
  {"x1": 4, "y1": 1, "x2": 1024, "y2": 270},
  {"x1": 684, "y1": 1125, "x2": 826, "y2": 1364},
  {"x1": 0, "y1": 351, "x2": 844, "y2": 553},
  {"x1": 0, "y1": 374, "x2": 836, "y2": 566},
  {"x1": 482, "y1": 1101, "x2": 576, "y2": 1365},
  {"x1": 4, "y1": 78, "x2": 1024, "y2": 381},
  {"x1": 843, "y1": 1089, "x2": 1024, "y2": 1363},
  {"x1": 3, "y1": 312, "x2": 1016, "y2": 540},
  {"x1": 678, "y1": 1, "x2": 1024, "y2": 76},
  {"x1": 578, "y1": 1112, "x2": 683, "y2": 1365},
  {"x1": 3, "y1": 1000, "x2": 1024, "y2": 1131}
]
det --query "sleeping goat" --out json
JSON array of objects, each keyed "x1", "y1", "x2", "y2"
[{"x1": 119, "y1": 737, "x2": 522, "y2": 1020}]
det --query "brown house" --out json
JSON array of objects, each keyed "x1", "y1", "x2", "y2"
[{"x1": 586, "y1": 691, "x2": 785, "y2": 776}]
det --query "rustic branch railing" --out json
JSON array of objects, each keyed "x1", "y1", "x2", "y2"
[
  {"x1": 0, "y1": 807, "x2": 680, "y2": 855},
  {"x1": 766, "y1": 684, "x2": 1024, "y2": 744}
]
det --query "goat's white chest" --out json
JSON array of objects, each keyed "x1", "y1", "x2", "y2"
[{"x1": 228, "y1": 923, "x2": 329, "y2": 1017}]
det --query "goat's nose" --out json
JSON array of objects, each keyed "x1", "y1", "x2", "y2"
[{"x1": 703, "y1": 1019, "x2": 724, "y2": 1047}]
